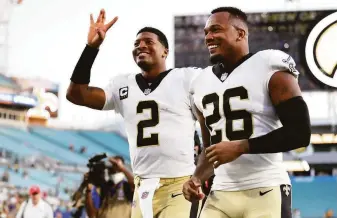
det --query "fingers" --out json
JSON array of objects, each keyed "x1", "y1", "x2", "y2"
[
  {"x1": 105, "y1": 16, "x2": 118, "y2": 30},
  {"x1": 208, "y1": 156, "x2": 218, "y2": 164},
  {"x1": 102, "y1": 9, "x2": 106, "y2": 23},
  {"x1": 109, "y1": 158, "x2": 116, "y2": 164},
  {"x1": 205, "y1": 144, "x2": 215, "y2": 155},
  {"x1": 187, "y1": 186, "x2": 199, "y2": 197},
  {"x1": 205, "y1": 144, "x2": 221, "y2": 167},
  {"x1": 213, "y1": 161, "x2": 221, "y2": 169},
  {"x1": 96, "y1": 9, "x2": 105, "y2": 23},
  {"x1": 90, "y1": 14, "x2": 94, "y2": 25},
  {"x1": 183, "y1": 181, "x2": 200, "y2": 202},
  {"x1": 191, "y1": 177, "x2": 201, "y2": 187},
  {"x1": 198, "y1": 187, "x2": 205, "y2": 200},
  {"x1": 205, "y1": 145, "x2": 217, "y2": 160}
]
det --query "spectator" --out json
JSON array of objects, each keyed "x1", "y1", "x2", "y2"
[
  {"x1": 325, "y1": 209, "x2": 336, "y2": 218},
  {"x1": 55, "y1": 211, "x2": 63, "y2": 218},
  {"x1": 79, "y1": 146, "x2": 87, "y2": 154},
  {"x1": 15, "y1": 185, "x2": 53, "y2": 218},
  {"x1": 292, "y1": 208, "x2": 301, "y2": 218},
  {"x1": 7, "y1": 193, "x2": 24, "y2": 218},
  {"x1": 22, "y1": 170, "x2": 28, "y2": 179},
  {"x1": 1, "y1": 170, "x2": 9, "y2": 182},
  {"x1": 69, "y1": 144, "x2": 74, "y2": 152}
]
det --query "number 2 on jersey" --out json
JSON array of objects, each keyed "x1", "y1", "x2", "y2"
[
  {"x1": 202, "y1": 86, "x2": 253, "y2": 144},
  {"x1": 137, "y1": 101, "x2": 159, "y2": 147}
]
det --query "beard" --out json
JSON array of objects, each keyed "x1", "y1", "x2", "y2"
[
  {"x1": 137, "y1": 61, "x2": 152, "y2": 72},
  {"x1": 209, "y1": 54, "x2": 226, "y2": 65}
]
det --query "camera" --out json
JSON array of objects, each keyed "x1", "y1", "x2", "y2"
[
  {"x1": 87, "y1": 153, "x2": 108, "y2": 186},
  {"x1": 71, "y1": 153, "x2": 109, "y2": 206}
]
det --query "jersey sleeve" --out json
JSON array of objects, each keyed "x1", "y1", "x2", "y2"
[
  {"x1": 102, "y1": 78, "x2": 118, "y2": 111},
  {"x1": 183, "y1": 67, "x2": 204, "y2": 94},
  {"x1": 183, "y1": 67, "x2": 204, "y2": 116},
  {"x1": 264, "y1": 50, "x2": 300, "y2": 91}
]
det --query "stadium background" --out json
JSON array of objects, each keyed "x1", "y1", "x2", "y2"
[{"x1": 0, "y1": 0, "x2": 337, "y2": 217}]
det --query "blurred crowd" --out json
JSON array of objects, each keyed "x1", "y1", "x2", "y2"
[{"x1": 0, "y1": 184, "x2": 79, "y2": 218}]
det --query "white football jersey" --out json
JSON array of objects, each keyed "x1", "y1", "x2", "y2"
[
  {"x1": 102, "y1": 68, "x2": 201, "y2": 178},
  {"x1": 191, "y1": 50, "x2": 299, "y2": 191}
]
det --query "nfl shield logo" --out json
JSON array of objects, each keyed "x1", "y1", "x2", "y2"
[
  {"x1": 144, "y1": 88, "x2": 151, "y2": 95},
  {"x1": 220, "y1": 73, "x2": 228, "y2": 82},
  {"x1": 141, "y1": 191, "x2": 149, "y2": 199}
]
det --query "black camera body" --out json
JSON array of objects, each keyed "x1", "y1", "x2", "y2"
[{"x1": 87, "y1": 153, "x2": 108, "y2": 186}]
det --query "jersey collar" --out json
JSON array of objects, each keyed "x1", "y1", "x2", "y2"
[
  {"x1": 135, "y1": 69, "x2": 172, "y2": 95},
  {"x1": 212, "y1": 53, "x2": 253, "y2": 82}
]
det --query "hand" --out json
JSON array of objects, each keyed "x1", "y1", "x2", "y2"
[
  {"x1": 182, "y1": 176, "x2": 205, "y2": 202},
  {"x1": 109, "y1": 157, "x2": 124, "y2": 171},
  {"x1": 83, "y1": 173, "x2": 93, "y2": 191},
  {"x1": 205, "y1": 140, "x2": 249, "y2": 168},
  {"x1": 88, "y1": 9, "x2": 118, "y2": 48}
]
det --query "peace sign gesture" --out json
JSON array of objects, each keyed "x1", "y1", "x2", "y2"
[{"x1": 87, "y1": 9, "x2": 118, "y2": 48}]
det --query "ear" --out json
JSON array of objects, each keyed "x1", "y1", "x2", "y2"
[
  {"x1": 237, "y1": 28, "x2": 246, "y2": 41},
  {"x1": 162, "y1": 48, "x2": 169, "y2": 58}
]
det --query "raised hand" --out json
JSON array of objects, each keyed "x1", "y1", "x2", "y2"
[
  {"x1": 87, "y1": 9, "x2": 118, "y2": 48},
  {"x1": 109, "y1": 157, "x2": 125, "y2": 171}
]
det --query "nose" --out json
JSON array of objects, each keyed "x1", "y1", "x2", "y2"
[
  {"x1": 137, "y1": 40, "x2": 147, "y2": 49},
  {"x1": 205, "y1": 32, "x2": 214, "y2": 44}
]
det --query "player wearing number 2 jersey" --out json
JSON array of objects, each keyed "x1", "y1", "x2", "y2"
[
  {"x1": 67, "y1": 9, "x2": 201, "y2": 218},
  {"x1": 183, "y1": 7, "x2": 311, "y2": 218}
]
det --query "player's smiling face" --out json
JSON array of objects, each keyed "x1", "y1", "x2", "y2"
[
  {"x1": 204, "y1": 12, "x2": 239, "y2": 64},
  {"x1": 132, "y1": 32, "x2": 167, "y2": 70}
]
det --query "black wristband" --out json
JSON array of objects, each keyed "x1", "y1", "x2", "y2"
[
  {"x1": 248, "y1": 96, "x2": 311, "y2": 154},
  {"x1": 70, "y1": 45, "x2": 99, "y2": 84}
]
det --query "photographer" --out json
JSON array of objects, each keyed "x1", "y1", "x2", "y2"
[{"x1": 78, "y1": 154, "x2": 134, "y2": 218}]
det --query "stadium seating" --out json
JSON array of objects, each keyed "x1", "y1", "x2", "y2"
[
  {"x1": 292, "y1": 176, "x2": 337, "y2": 217},
  {"x1": 0, "y1": 124, "x2": 130, "y2": 202},
  {"x1": 26, "y1": 168, "x2": 77, "y2": 189},
  {"x1": 29, "y1": 126, "x2": 129, "y2": 159},
  {"x1": 0, "y1": 126, "x2": 88, "y2": 164},
  {"x1": 0, "y1": 133, "x2": 37, "y2": 157},
  {"x1": 0, "y1": 167, "x2": 51, "y2": 192},
  {"x1": 79, "y1": 130, "x2": 129, "y2": 160}
]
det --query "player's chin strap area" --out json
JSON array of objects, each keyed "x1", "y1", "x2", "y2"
[{"x1": 248, "y1": 96, "x2": 311, "y2": 154}]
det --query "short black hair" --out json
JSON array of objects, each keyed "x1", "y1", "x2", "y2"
[
  {"x1": 137, "y1": 27, "x2": 169, "y2": 50},
  {"x1": 211, "y1": 7, "x2": 248, "y2": 23}
]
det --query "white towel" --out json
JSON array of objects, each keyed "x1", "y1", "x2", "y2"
[{"x1": 137, "y1": 178, "x2": 160, "y2": 218}]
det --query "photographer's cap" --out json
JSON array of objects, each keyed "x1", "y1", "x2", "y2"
[{"x1": 29, "y1": 185, "x2": 40, "y2": 195}]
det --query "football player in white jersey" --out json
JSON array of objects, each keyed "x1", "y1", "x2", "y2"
[
  {"x1": 67, "y1": 9, "x2": 201, "y2": 218},
  {"x1": 182, "y1": 7, "x2": 311, "y2": 218}
]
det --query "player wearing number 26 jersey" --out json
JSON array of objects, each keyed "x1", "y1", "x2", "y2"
[
  {"x1": 183, "y1": 7, "x2": 311, "y2": 218},
  {"x1": 67, "y1": 12, "x2": 202, "y2": 218}
]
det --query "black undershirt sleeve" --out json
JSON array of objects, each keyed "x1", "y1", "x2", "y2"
[
  {"x1": 248, "y1": 96, "x2": 311, "y2": 154},
  {"x1": 70, "y1": 45, "x2": 99, "y2": 84}
]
